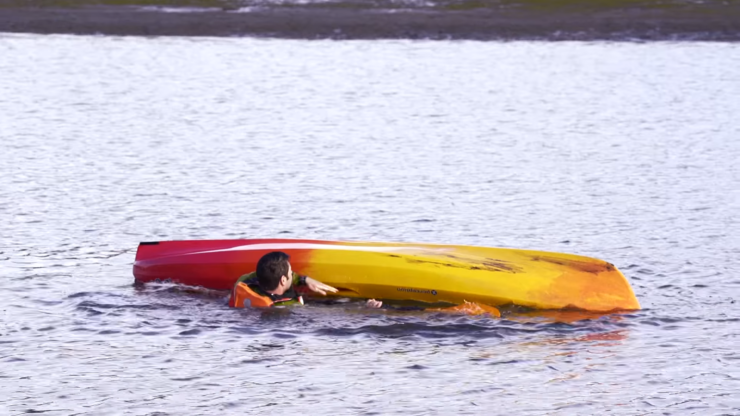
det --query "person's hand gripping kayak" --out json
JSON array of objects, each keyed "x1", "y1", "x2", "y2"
[
  {"x1": 303, "y1": 276, "x2": 338, "y2": 295},
  {"x1": 304, "y1": 276, "x2": 382, "y2": 308}
]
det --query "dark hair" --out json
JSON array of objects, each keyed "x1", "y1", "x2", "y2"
[{"x1": 256, "y1": 251, "x2": 290, "y2": 291}]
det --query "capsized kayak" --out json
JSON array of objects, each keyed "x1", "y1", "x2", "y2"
[{"x1": 132, "y1": 239, "x2": 640, "y2": 312}]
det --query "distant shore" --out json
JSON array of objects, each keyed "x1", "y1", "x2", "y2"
[{"x1": 1, "y1": 3, "x2": 740, "y2": 41}]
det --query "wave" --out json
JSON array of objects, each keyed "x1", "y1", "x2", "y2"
[{"x1": 65, "y1": 285, "x2": 642, "y2": 344}]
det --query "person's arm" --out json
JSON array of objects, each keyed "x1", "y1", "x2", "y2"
[{"x1": 293, "y1": 272, "x2": 338, "y2": 296}]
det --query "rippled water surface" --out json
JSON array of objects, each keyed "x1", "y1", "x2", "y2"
[{"x1": 1, "y1": 35, "x2": 739, "y2": 414}]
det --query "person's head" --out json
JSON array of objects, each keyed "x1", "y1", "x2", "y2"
[{"x1": 256, "y1": 251, "x2": 292, "y2": 293}]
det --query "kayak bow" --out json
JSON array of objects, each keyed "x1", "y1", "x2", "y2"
[{"x1": 132, "y1": 239, "x2": 640, "y2": 312}]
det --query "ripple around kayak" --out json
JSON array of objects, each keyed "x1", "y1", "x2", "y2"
[{"x1": 132, "y1": 239, "x2": 641, "y2": 312}]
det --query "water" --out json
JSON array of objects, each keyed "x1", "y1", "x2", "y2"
[{"x1": 1, "y1": 34, "x2": 739, "y2": 414}]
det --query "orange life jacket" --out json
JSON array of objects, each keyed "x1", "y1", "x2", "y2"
[{"x1": 228, "y1": 282, "x2": 304, "y2": 308}]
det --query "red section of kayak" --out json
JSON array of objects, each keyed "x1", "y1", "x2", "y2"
[{"x1": 133, "y1": 239, "x2": 317, "y2": 290}]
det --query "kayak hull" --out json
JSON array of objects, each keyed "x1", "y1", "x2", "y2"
[{"x1": 132, "y1": 239, "x2": 640, "y2": 312}]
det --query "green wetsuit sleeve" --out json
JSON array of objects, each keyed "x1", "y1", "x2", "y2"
[
  {"x1": 235, "y1": 271, "x2": 258, "y2": 287},
  {"x1": 292, "y1": 272, "x2": 305, "y2": 287}
]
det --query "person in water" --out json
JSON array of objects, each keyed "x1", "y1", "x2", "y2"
[{"x1": 229, "y1": 251, "x2": 382, "y2": 308}]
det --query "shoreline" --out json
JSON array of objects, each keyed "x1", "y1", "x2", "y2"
[{"x1": 1, "y1": 5, "x2": 740, "y2": 41}]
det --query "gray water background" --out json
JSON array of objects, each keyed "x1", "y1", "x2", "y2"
[{"x1": 1, "y1": 34, "x2": 739, "y2": 414}]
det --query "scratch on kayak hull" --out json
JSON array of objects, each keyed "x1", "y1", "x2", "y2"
[
  {"x1": 531, "y1": 255, "x2": 615, "y2": 275},
  {"x1": 403, "y1": 255, "x2": 522, "y2": 274}
]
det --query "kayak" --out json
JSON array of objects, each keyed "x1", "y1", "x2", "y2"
[{"x1": 132, "y1": 239, "x2": 640, "y2": 312}]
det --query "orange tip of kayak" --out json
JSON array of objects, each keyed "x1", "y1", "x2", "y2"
[{"x1": 431, "y1": 301, "x2": 502, "y2": 317}]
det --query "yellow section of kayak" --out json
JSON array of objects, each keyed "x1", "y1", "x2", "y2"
[{"x1": 299, "y1": 241, "x2": 640, "y2": 312}]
